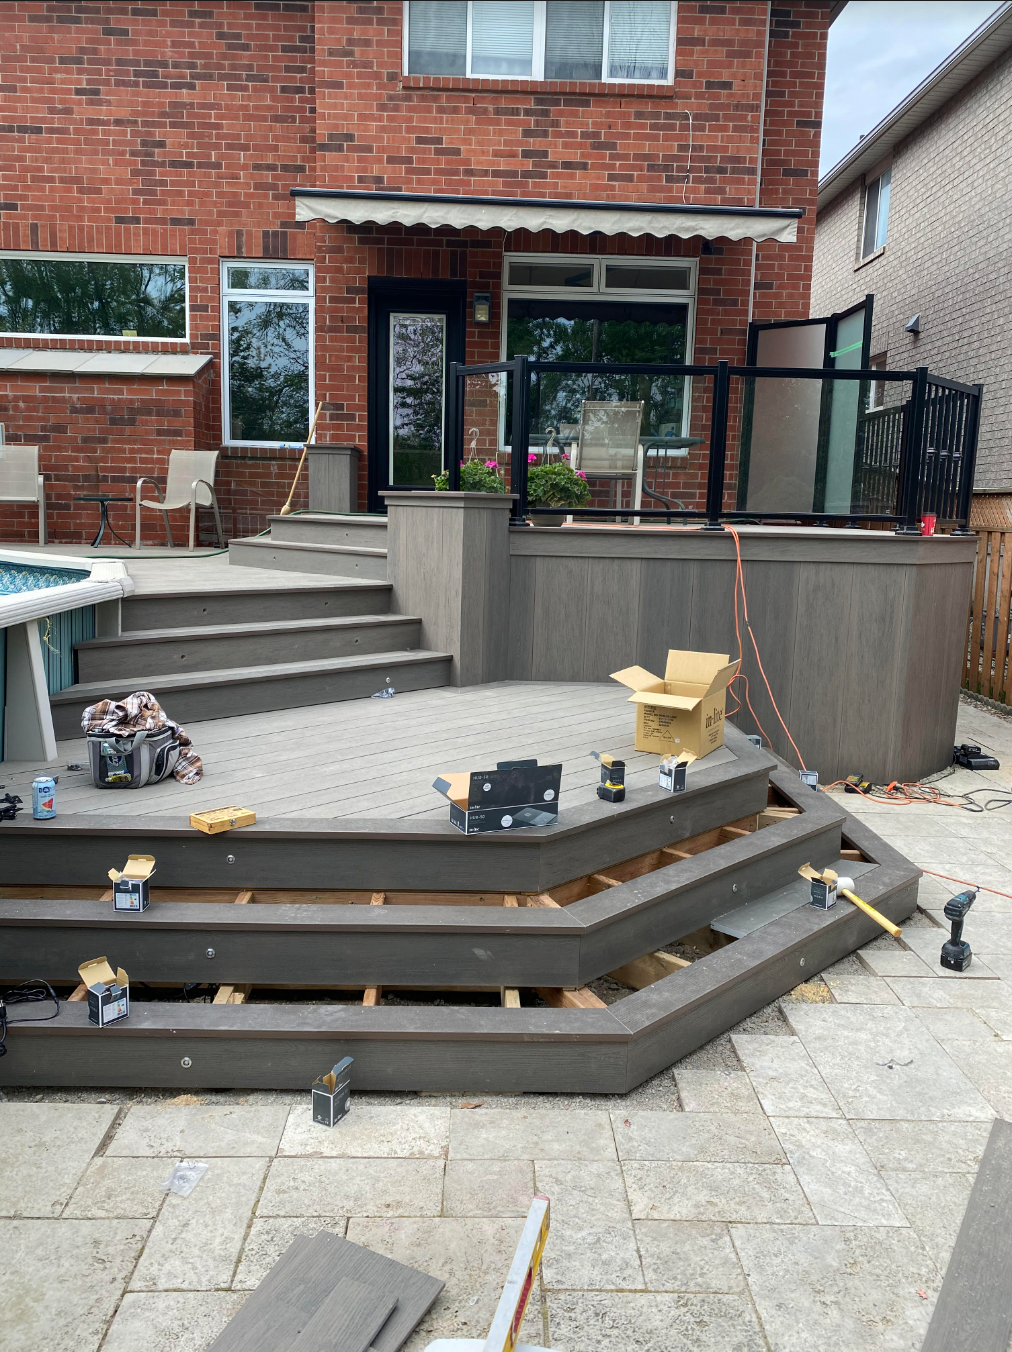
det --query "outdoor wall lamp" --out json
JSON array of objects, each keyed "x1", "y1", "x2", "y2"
[
  {"x1": 473, "y1": 292, "x2": 493, "y2": 325},
  {"x1": 905, "y1": 314, "x2": 921, "y2": 335}
]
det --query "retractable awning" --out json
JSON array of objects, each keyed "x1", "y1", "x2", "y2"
[{"x1": 291, "y1": 188, "x2": 802, "y2": 243}]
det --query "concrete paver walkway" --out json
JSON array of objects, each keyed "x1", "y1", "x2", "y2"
[{"x1": 3, "y1": 697, "x2": 1012, "y2": 1352}]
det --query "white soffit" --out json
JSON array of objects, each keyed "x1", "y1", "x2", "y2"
[{"x1": 293, "y1": 191, "x2": 801, "y2": 244}]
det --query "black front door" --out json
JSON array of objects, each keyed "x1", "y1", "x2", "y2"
[{"x1": 367, "y1": 278, "x2": 466, "y2": 513}]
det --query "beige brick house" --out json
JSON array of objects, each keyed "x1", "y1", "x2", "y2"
[{"x1": 812, "y1": 2, "x2": 1012, "y2": 525}]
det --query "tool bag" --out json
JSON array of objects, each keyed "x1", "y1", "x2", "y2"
[{"x1": 87, "y1": 726, "x2": 181, "y2": 789}]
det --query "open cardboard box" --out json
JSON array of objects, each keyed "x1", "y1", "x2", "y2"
[
  {"x1": 612, "y1": 651, "x2": 740, "y2": 758},
  {"x1": 79, "y1": 955, "x2": 130, "y2": 1027},
  {"x1": 433, "y1": 760, "x2": 562, "y2": 834},
  {"x1": 108, "y1": 853, "x2": 156, "y2": 912}
]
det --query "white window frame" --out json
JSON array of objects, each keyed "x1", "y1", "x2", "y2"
[
  {"x1": 0, "y1": 249, "x2": 189, "y2": 343},
  {"x1": 220, "y1": 260, "x2": 315, "y2": 449},
  {"x1": 499, "y1": 251, "x2": 697, "y2": 446},
  {"x1": 403, "y1": 1, "x2": 676, "y2": 84},
  {"x1": 861, "y1": 167, "x2": 891, "y2": 260}
]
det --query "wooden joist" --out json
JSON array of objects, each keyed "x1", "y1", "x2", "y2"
[
  {"x1": 524, "y1": 893, "x2": 562, "y2": 908},
  {"x1": 720, "y1": 825, "x2": 752, "y2": 840},
  {"x1": 501, "y1": 988, "x2": 521, "y2": 1008},
  {"x1": 607, "y1": 950, "x2": 690, "y2": 990},
  {"x1": 840, "y1": 849, "x2": 864, "y2": 861},
  {"x1": 67, "y1": 983, "x2": 88, "y2": 1002},
  {"x1": 235, "y1": 891, "x2": 253, "y2": 904},
  {"x1": 214, "y1": 984, "x2": 252, "y2": 1006},
  {"x1": 662, "y1": 847, "x2": 693, "y2": 861},
  {"x1": 503, "y1": 895, "x2": 518, "y2": 908},
  {"x1": 591, "y1": 873, "x2": 622, "y2": 889},
  {"x1": 535, "y1": 986, "x2": 608, "y2": 1009},
  {"x1": 363, "y1": 892, "x2": 385, "y2": 1006}
]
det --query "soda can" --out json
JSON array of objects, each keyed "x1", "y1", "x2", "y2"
[{"x1": 32, "y1": 775, "x2": 56, "y2": 819}]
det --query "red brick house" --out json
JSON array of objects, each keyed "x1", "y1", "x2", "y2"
[{"x1": 0, "y1": 0, "x2": 837, "y2": 540}]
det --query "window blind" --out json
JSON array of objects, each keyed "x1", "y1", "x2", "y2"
[
  {"x1": 545, "y1": 2, "x2": 605, "y2": 81},
  {"x1": 607, "y1": 0, "x2": 671, "y2": 80},
  {"x1": 471, "y1": 0, "x2": 535, "y2": 76},
  {"x1": 408, "y1": 1, "x2": 467, "y2": 76}
]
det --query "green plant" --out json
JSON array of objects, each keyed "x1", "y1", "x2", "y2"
[
  {"x1": 527, "y1": 461, "x2": 592, "y2": 509},
  {"x1": 432, "y1": 460, "x2": 506, "y2": 493}
]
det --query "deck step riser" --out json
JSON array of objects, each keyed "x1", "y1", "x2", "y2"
[
  {"x1": 75, "y1": 617, "x2": 422, "y2": 681},
  {"x1": 228, "y1": 539, "x2": 388, "y2": 579},
  {"x1": 51, "y1": 652, "x2": 450, "y2": 739},
  {"x1": 268, "y1": 516, "x2": 389, "y2": 549},
  {"x1": 121, "y1": 585, "x2": 393, "y2": 631}
]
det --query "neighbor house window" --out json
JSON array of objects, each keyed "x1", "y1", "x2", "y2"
[
  {"x1": 502, "y1": 253, "x2": 695, "y2": 444},
  {"x1": 221, "y1": 263, "x2": 314, "y2": 445},
  {"x1": 861, "y1": 168, "x2": 891, "y2": 257},
  {"x1": 405, "y1": 1, "x2": 675, "y2": 82},
  {"x1": 867, "y1": 353, "x2": 887, "y2": 410},
  {"x1": 0, "y1": 252, "x2": 186, "y2": 339}
]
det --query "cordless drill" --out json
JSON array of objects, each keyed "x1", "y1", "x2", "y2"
[{"x1": 940, "y1": 889, "x2": 977, "y2": 972}]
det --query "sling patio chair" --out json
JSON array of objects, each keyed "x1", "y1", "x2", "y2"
[
  {"x1": 0, "y1": 443, "x2": 48, "y2": 545},
  {"x1": 569, "y1": 400, "x2": 645, "y2": 523},
  {"x1": 135, "y1": 448, "x2": 225, "y2": 551}
]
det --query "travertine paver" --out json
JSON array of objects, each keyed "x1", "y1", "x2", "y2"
[
  {"x1": 850, "y1": 1118, "x2": 993, "y2": 1173},
  {"x1": 886, "y1": 975, "x2": 1012, "y2": 1010},
  {"x1": 0, "y1": 1104, "x2": 116, "y2": 1217},
  {"x1": 64, "y1": 1155, "x2": 177, "y2": 1219},
  {"x1": 633, "y1": 1221, "x2": 746, "y2": 1293},
  {"x1": 940, "y1": 1037, "x2": 1012, "y2": 1117},
  {"x1": 0, "y1": 1218, "x2": 148, "y2": 1352},
  {"x1": 979, "y1": 1005, "x2": 1012, "y2": 1037},
  {"x1": 880, "y1": 1171, "x2": 976, "y2": 1272},
  {"x1": 912, "y1": 1006, "x2": 999, "y2": 1041},
  {"x1": 624, "y1": 1161, "x2": 814, "y2": 1224},
  {"x1": 731, "y1": 1034, "x2": 842, "y2": 1118},
  {"x1": 448, "y1": 1108, "x2": 616, "y2": 1160},
  {"x1": 278, "y1": 1104, "x2": 448, "y2": 1157},
  {"x1": 858, "y1": 943, "x2": 937, "y2": 979},
  {"x1": 613, "y1": 1111, "x2": 785, "y2": 1163},
  {"x1": 107, "y1": 1104, "x2": 289, "y2": 1157},
  {"x1": 546, "y1": 1291, "x2": 766, "y2": 1352},
  {"x1": 442, "y1": 1159, "x2": 535, "y2": 1217},
  {"x1": 101, "y1": 1292, "x2": 249, "y2": 1352},
  {"x1": 130, "y1": 1156, "x2": 269, "y2": 1291},
  {"x1": 824, "y1": 973, "x2": 901, "y2": 1003},
  {"x1": 257, "y1": 1156, "x2": 444, "y2": 1217},
  {"x1": 232, "y1": 1217, "x2": 346, "y2": 1290},
  {"x1": 534, "y1": 1160, "x2": 643, "y2": 1291},
  {"x1": 769, "y1": 1117, "x2": 907, "y2": 1226},
  {"x1": 674, "y1": 1067, "x2": 763, "y2": 1114}
]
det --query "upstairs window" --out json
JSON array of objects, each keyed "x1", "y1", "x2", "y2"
[
  {"x1": 0, "y1": 252, "x2": 186, "y2": 339},
  {"x1": 861, "y1": 167, "x2": 891, "y2": 258},
  {"x1": 405, "y1": 1, "x2": 675, "y2": 83}
]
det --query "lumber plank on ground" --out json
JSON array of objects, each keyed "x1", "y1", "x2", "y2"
[
  {"x1": 607, "y1": 950, "x2": 690, "y2": 989},
  {"x1": 535, "y1": 986, "x2": 607, "y2": 1009}
]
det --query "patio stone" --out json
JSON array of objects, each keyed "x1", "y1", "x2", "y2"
[
  {"x1": 858, "y1": 945, "x2": 936, "y2": 979},
  {"x1": 978, "y1": 1006, "x2": 1012, "y2": 1037},
  {"x1": 107, "y1": 1104, "x2": 289, "y2": 1157},
  {"x1": 0, "y1": 1104, "x2": 116, "y2": 1218},
  {"x1": 278, "y1": 1104, "x2": 449, "y2": 1157},
  {"x1": 624, "y1": 1161, "x2": 813, "y2": 1224},
  {"x1": 546, "y1": 1291, "x2": 766, "y2": 1352},
  {"x1": 130, "y1": 1155, "x2": 268, "y2": 1291},
  {"x1": 900, "y1": 928, "x2": 999, "y2": 977},
  {"x1": 912, "y1": 1006, "x2": 998, "y2": 1041},
  {"x1": 346, "y1": 1217, "x2": 543, "y2": 1351},
  {"x1": 257, "y1": 1156, "x2": 444, "y2": 1218},
  {"x1": 731, "y1": 1034, "x2": 842, "y2": 1117},
  {"x1": 442, "y1": 1159, "x2": 535, "y2": 1217},
  {"x1": 782, "y1": 1002, "x2": 994, "y2": 1121},
  {"x1": 886, "y1": 976, "x2": 1012, "y2": 1010},
  {"x1": 100, "y1": 1291, "x2": 248, "y2": 1352},
  {"x1": 0, "y1": 1218, "x2": 147, "y2": 1352},
  {"x1": 633, "y1": 1221, "x2": 746, "y2": 1294},
  {"x1": 824, "y1": 975, "x2": 900, "y2": 1004},
  {"x1": 850, "y1": 1119, "x2": 993, "y2": 1173},
  {"x1": 732, "y1": 1224, "x2": 938, "y2": 1352},
  {"x1": 941, "y1": 1038, "x2": 1012, "y2": 1117},
  {"x1": 769, "y1": 1117, "x2": 907, "y2": 1227},
  {"x1": 448, "y1": 1109, "x2": 615, "y2": 1160},
  {"x1": 534, "y1": 1159, "x2": 643, "y2": 1290},
  {"x1": 613, "y1": 1111, "x2": 784, "y2": 1163},
  {"x1": 674, "y1": 1067, "x2": 763, "y2": 1114},
  {"x1": 232, "y1": 1217, "x2": 346, "y2": 1290},
  {"x1": 881, "y1": 1171, "x2": 975, "y2": 1274},
  {"x1": 64, "y1": 1155, "x2": 175, "y2": 1219}
]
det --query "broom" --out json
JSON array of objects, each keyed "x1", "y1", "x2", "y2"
[{"x1": 278, "y1": 401, "x2": 324, "y2": 517}]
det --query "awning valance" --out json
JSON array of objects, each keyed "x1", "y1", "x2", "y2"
[{"x1": 291, "y1": 189, "x2": 801, "y2": 243}]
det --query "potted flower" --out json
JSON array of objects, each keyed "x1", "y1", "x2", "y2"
[
  {"x1": 526, "y1": 455, "x2": 591, "y2": 526},
  {"x1": 432, "y1": 459, "x2": 506, "y2": 493}
]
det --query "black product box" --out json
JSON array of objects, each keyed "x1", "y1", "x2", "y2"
[
  {"x1": 108, "y1": 854, "x2": 156, "y2": 912},
  {"x1": 78, "y1": 956, "x2": 130, "y2": 1027},
  {"x1": 312, "y1": 1056, "x2": 354, "y2": 1127},
  {"x1": 810, "y1": 878, "x2": 838, "y2": 910},
  {"x1": 433, "y1": 760, "x2": 563, "y2": 834}
]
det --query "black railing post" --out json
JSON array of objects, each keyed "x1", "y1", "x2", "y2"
[
  {"x1": 447, "y1": 361, "x2": 461, "y2": 492},
  {"x1": 896, "y1": 365, "x2": 929, "y2": 533},
  {"x1": 952, "y1": 383, "x2": 982, "y2": 535},
  {"x1": 703, "y1": 359, "x2": 730, "y2": 530},
  {"x1": 510, "y1": 354, "x2": 531, "y2": 526}
]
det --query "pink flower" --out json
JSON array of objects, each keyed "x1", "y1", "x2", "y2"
[
  {"x1": 484, "y1": 459, "x2": 498, "y2": 469},
  {"x1": 577, "y1": 470, "x2": 587, "y2": 479},
  {"x1": 528, "y1": 452, "x2": 538, "y2": 464},
  {"x1": 560, "y1": 450, "x2": 569, "y2": 460}
]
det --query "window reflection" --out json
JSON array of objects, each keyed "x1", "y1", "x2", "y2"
[
  {"x1": 390, "y1": 313, "x2": 446, "y2": 485},
  {"x1": 227, "y1": 299, "x2": 310, "y2": 442}
]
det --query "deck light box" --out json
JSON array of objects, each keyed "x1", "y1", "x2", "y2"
[
  {"x1": 659, "y1": 751, "x2": 695, "y2": 795},
  {"x1": 432, "y1": 760, "x2": 562, "y2": 833},
  {"x1": 312, "y1": 1056, "x2": 353, "y2": 1127},
  {"x1": 79, "y1": 956, "x2": 130, "y2": 1027},
  {"x1": 108, "y1": 854, "x2": 156, "y2": 912},
  {"x1": 612, "y1": 651, "x2": 739, "y2": 758}
]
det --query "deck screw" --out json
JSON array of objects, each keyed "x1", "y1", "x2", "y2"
[
  {"x1": 206, "y1": 948, "x2": 215, "y2": 958},
  {"x1": 732, "y1": 884, "x2": 738, "y2": 892},
  {"x1": 226, "y1": 855, "x2": 235, "y2": 864},
  {"x1": 800, "y1": 958, "x2": 806, "y2": 967},
  {"x1": 181, "y1": 1057, "x2": 192, "y2": 1068}
]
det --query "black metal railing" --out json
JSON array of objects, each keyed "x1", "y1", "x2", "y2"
[{"x1": 447, "y1": 357, "x2": 982, "y2": 532}]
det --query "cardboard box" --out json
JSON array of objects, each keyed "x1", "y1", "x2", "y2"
[
  {"x1": 189, "y1": 806, "x2": 257, "y2": 835},
  {"x1": 312, "y1": 1056, "x2": 353, "y2": 1127},
  {"x1": 611, "y1": 651, "x2": 739, "y2": 758},
  {"x1": 108, "y1": 854, "x2": 156, "y2": 912},
  {"x1": 79, "y1": 955, "x2": 130, "y2": 1027},
  {"x1": 432, "y1": 760, "x2": 562, "y2": 834}
]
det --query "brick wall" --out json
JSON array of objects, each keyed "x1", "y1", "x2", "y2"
[{"x1": 811, "y1": 46, "x2": 1012, "y2": 493}]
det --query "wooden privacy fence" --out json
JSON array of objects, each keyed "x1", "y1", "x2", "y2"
[{"x1": 966, "y1": 529, "x2": 1012, "y2": 702}]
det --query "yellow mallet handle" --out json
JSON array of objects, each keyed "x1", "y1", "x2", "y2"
[
  {"x1": 840, "y1": 887, "x2": 902, "y2": 939},
  {"x1": 279, "y1": 401, "x2": 324, "y2": 516}
]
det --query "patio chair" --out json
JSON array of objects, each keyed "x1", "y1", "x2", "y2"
[
  {"x1": 0, "y1": 444, "x2": 48, "y2": 545},
  {"x1": 135, "y1": 448, "x2": 224, "y2": 551},
  {"x1": 570, "y1": 401, "x2": 645, "y2": 521}
]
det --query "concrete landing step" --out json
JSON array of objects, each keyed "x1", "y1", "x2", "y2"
[
  {"x1": 122, "y1": 580, "x2": 393, "y2": 630},
  {"x1": 50, "y1": 649, "x2": 452, "y2": 738},
  {"x1": 229, "y1": 536, "x2": 387, "y2": 579},
  {"x1": 75, "y1": 613, "x2": 422, "y2": 681}
]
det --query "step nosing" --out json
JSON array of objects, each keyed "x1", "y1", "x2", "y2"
[
  {"x1": 230, "y1": 539, "x2": 388, "y2": 558},
  {"x1": 76, "y1": 614, "x2": 419, "y2": 646}
]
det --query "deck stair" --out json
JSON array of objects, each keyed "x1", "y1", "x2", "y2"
[
  {"x1": 49, "y1": 574, "x2": 449, "y2": 738},
  {"x1": 228, "y1": 513, "x2": 389, "y2": 579}
]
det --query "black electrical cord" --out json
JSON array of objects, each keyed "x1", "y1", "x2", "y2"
[{"x1": 0, "y1": 981, "x2": 61, "y2": 1057}]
